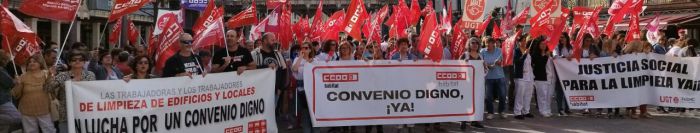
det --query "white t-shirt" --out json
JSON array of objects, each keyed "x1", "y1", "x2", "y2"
[
  {"x1": 666, "y1": 46, "x2": 683, "y2": 57},
  {"x1": 293, "y1": 57, "x2": 316, "y2": 92}
]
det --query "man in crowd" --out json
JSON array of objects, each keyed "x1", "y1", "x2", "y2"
[
  {"x1": 162, "y1": 33, "x2": 203, "y2": 77},
  {"x1": 251, "y1": 33, "x2": 289, "y2": 117},
  {"x1": 212, "y1": 30, "x2": 255, "y2": 74}
]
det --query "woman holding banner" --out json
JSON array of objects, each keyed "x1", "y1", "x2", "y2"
[
  {"x1": 553, "y1": 33, "x2": 573, "y2": 116},
  {"x1": 316, "y1": 40, "x2": 339, "y2": 62},
  {"x1": 88, "y1": 49, "x2": 124, "y2": 80},
  {"x1": 600, "y1": 39, "x2": 623, "y2": 118},
  {"x1": 460, "y1": 37, "x2": 486, "y2": 130},
  {"x1": 292, "y1": 42, "x2": 317, "y2": 133},
  {"x1": 11, "y1": 55, "x2": 56, "y2": 133},
  {"x1": 124, "y1": 56, "x2": 158, "y2": 81},
  {"x1": 328, "y1": 41, "x2": 357, "y2": 133},
  {"x1": 48, "y1": 51, "x2": 96, "y2": 133}
]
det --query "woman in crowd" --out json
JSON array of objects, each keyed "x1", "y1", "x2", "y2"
[
  {"x1": 49, "y1": 51, "x2": 96, "y2": 132},
  {"x1": 330, "y1": 41, "x2": 357, "y2": 133},
  {"x1": 598, "y1": 39, "x2": 622, "y2": 118},
  {"x1": 553, "y1": 33, "x2": 573, "y2": 116},
  {"x1": 513, "y1": 35, "x2": 535, "y2": 120},
  {"x1": 12, "y1": 55, "x2": 56, "y2": 133},
  {"x1": 621, "y1": 40, "x2": 651, "y2": 119},
  {"x1": 460, "y1": 37, "x2": 486, "y2": 130},
  {"x1": 480, "y1": 37, "x2": 508, "y2": 119},
  {"x1": 354, "y1": 41, "x2": 369, "y2": 60},
  {"x1": 531, "y1": 36, "x2": 556, "y2": 118},
  {"x1": 292, "y1": 42, "x2": 317, "y2": 133},
  {"x1": 316, "y1": 40, "x2": 339, "y2": 62},
  {"x1": 88, "y1": 49, "x2": 124, "y2": 80},
  {"x1": 124, "y1": 56, "x2": 157, "y2": 80},
  {"x1": 668, "y1": 39, "x2": 699, "y2": 116},
  {"x1": 391, "y1": 38, "x2": 417, "y2": 61}
]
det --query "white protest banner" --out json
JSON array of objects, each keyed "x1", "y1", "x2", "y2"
[
  {"x1": 66, "y1": 70, "x2": 277, "y2": 133},
  {"x1": 555, "y1": 54, "x2": 700, "y2": 109},
  {"x1": 304, "y1": 60, "x2": 485, "y2": 127}
]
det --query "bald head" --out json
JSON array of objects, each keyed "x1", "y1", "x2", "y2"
[{"x1": 226, "y1": 30, "x2": 239, "y2": 48}]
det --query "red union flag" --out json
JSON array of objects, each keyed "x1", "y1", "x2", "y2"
[
  {"x1": 19, "y1": 0, "x2": 80, "y2": 22},
  {"x1": 108, "y1": 18, "x2": 122, "y2": 45},
  {"x1": 409, "y1": 0, "x2": 421, "y2": 26},
  {"x1": 343, "y1": 0, "x2": 369, "y2": 41},
  {"x1": 128, "y1": 19, "x2": 139, "y2": 45},
  {"x1": 363, "y1": 6, "x2": 389, "y2": 45},
  {"x1": 604, "y1": 0, "x2": 635, "y2": 37},
  {"x1": 1, "y1": 5, "x2": 40, "y2": 65},
  {"x1": 321, "y1": 11, "x2": 345, "y2": 41},
  {"x1": 108, "y1": 0, "x2": 149, "y2": 22},
  {"x1": 573, "y1": 7, "x2": 601, "y2": 61},
  {"x1": 155, "y1": 15, "x2": 183, "y2": 72},
  {"x1": 547, "y1": 8, "x2": 569, "y2": 51},
  {"x1": 475, "y1": 15, "x2": 491, "y2": 36},
  {"x1": 450, "y1": 25, "x2": 468, "y2": 60},
  {"x1": 512, "y1": 6, "x2": 530, "y2": 25},
  {"x1": 501, "y1": 31, "x2": 521, "y2": 66},
  {"x1": 462, "y1": 0, "x2": 486, "y2": 29},
  {"x1": 193, "y1": 0, "x2": 217, "y2": 36},
  {"x1": 193, "y1": 12, "x2": 224, "y2": 50},
  {"x1": 266, "y1": 0, "x2": 287, "y2": 9},
  {"x1": 529, "y1": 0, "x2": 555, "y2": 37},
  {"x1": 418, "y1": 11, "x2": 443, "y2": 62},
  {"x1": 227, "y1": 1, "x2": 258, "y2": 29},
  {"x1": 625, "y1": 14, "x2": 641, "y2": 42}
]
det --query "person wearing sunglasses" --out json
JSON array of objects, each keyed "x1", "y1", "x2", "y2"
[
  {"x1": 48, "y1": 51, "x2": 96, "y2": 133},
  {"x1": 162, "y1": 33, "x2": 204, "y2": 78}
]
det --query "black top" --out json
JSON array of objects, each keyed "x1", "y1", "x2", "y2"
[
  {"x1": 511, "y1": 48, "x2": 530, "y2": 79},
  {"x1": 258, "y1": 50, "x2": 288, "y2": 91},
  {"x1": 162, "y1": 53, "x2": 202, "y2": 77},
  {"x1": 0, "y1": 68, "x2": 15, "y2": 105},
  {"x1": 212, "y1": 48, "x2": 253, "y2": 72},
  {"x1": 531, "y1": 52, "x2": 549, "y2": 81}
]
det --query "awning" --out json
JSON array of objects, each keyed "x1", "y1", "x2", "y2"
[{"x1": 596, "y1": 13, "x2": 700, "y2": 30}]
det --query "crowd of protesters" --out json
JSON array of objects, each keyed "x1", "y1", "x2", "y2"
[{"x1": 0, "y1": 25, "x2": 698, "y2": 133}]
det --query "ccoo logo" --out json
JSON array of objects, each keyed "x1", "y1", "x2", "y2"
[{"x1": 532, "y1": 0, "x2": 560, "y2": 12}]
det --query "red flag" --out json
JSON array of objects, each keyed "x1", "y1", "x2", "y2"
[
  {"x1": 155, "y1": 15, "x2": 183, "y2": 73},
  {"x1": 363, "y1": 6, "x2": 389, "y2": 45},
  {"x1": 343, "y1": 0, "x2": 369, "y2": 41},
  {"x1": 193, "y1": 9, "x2": 225, "y2": 50},
  {"x1": 604, "y1": 0, "x2": 636, "y2": 37},
  {"x1": 512, "y1": 6, "x2": 530, "y2": 25},
  {"x1": 571, "y1": 7, "x2": 593, "y2": 37},
  {"x1": 128, "y1": 19, "x2": 139, "y2": 45},
  {"x1": 227, "y1": 1, "x2": 258, "y2": 29},
  {"x1": 108, "y1": 0, "x2": 149, "y2": 22},
  {"x1": 193, "y1": 0, "x2": 217, "y2": 36},
  {"x1": 321, "y1": 11, "x2": 345, "y2": 41},
  {"x1": 422, "y1": 0, "x2": 434, "y2": 14},
  {"x1": 450, "y1": 24, "x2": 468, "y2": 60},
  {"x1": 502, "y1": 31, "x2": 521, "y2": 66},
  {"x1": 625, "y1": 14, "x2": 641, "y2": 42},
  {"x1": 1, "y1": 5, "x2": 40, "y2": 65},
  {"x1": 492, "y1": 23, "x2": 502, "y2": 39},
  {"x1": 266, "y1": 0, "x2": 287, "y2": 9},
  {"x1": 475, "y1": 15, "x2": 491, "y2": 36},
  {"x1": 547, "y1": 8, "x2": 570, "y2": 51},
  {"x1": 311, "y1": 0, "x2": 325, "y2": 41},
  {"x1": 529, "y1": 0, "x2": 555, "y2": 38},
  {"x1": 572, "y1": 7, "x2": 601, "y2": 61},
  {"x1": 147, "y1": 27, "x2": 158, "y2": 57},
  {"x1": 19, "y1": 0, "x2": 80, "y2": 22},
  {"x1": 409, "y1": 0, "x2": 421, "y2": 26},
  {"x1": 277, "y1": 5, "x2": 294, "y2": 50},
  {"x1": 501, "y1": 0, "x2": 513, "y2": 31},
  {"x1": 249, "y1": 17, "x2": 268, "y2": 41},
  {"x1": 108, "y1": 18, "x2": 123, "y2": 45},
  {"x1": 294, "y1": 16, "x2": 310, "y2": 44},
  {"x1": 418, "y1": 11, "x2": 443, "y2": 62}
]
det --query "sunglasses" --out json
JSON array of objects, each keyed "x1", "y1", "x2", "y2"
[{"x1": 301, "y1": 47, "x2": 310, "y2": 50}]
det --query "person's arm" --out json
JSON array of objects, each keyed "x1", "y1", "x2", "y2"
[
  {"x1": 11, "y1": 75, "x2": 23, "y2": 99},
  {"x1": 212, "y1": 56, "x2": 231, "y2": 73}
]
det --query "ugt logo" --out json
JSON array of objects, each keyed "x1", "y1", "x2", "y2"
[
  {"x1": 465, "y1": 0, "x2": 485, "y2": 20},
  {"x1": 532, "y1": 0, "x2": 560, "y2": 12}
]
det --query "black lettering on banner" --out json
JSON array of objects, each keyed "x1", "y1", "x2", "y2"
[
  {"x1": 240, "y1": 99, "x2": 265, "y2": 119},
  {"x1": 74, "y1": 117, "x2": 128, "y2": 133},
  {"x1": 132, "y1": 115, "x2": 158, "y2": 132},
  {"x1": 183, "y1": 103, "x2": 238, "y2": 128}
]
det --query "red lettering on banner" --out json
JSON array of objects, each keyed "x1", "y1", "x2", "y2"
[
  {"x1": 95, "y1": 100, "x2": 148, "y2": 111},
  {"x1": 225, "y1": 125, "x2": 244, "y2": 133},
  {"x1": 322, "y1": 73, "x2": 359, "y2": 82},
  {"x1": 436, "y1": 72, "x2": 468, "y2": 80},
  {"x1": 569, "y1": 96, "x2": 595, "y2": 102},
  {"x1": 114, "y1": 0, "x2": 143, "y2": 10}
]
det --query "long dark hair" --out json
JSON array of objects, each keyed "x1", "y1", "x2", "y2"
[
  {"x1": 558, "y1": 33, "x2": 572, "y2": 51},
  {"x1": 130, "y1": 55, "x2": 153, "y2": 75},
  {"x1": 322, "y1": 40, "x2": 338, "y2": 53}
]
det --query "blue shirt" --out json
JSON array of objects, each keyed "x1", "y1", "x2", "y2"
[
  {"x1": 480, "y1": 48, "x2": 505, "y2": 79},
  {"x1": 653, "y1": 44, "x2": 668, "y2": 54}
]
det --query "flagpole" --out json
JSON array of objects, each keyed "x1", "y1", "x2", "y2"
[
  {"x1": 4, "y1": 37, "x2": 19, "y2": 77},
  {"x1": 95, "y1": 22, "x2": 109, "y2": 50},
  {"x1": 220, "y1": 18, "x2": 230, "y2": 57},
  {"x1": 55, "y1": 0, "x2": 83, "y2": 66}
]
